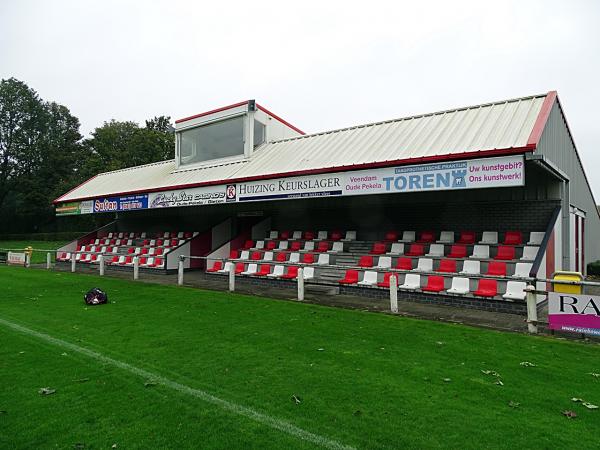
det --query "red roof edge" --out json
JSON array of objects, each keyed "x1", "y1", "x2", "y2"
[
  {"x1": 526, "y1": 91, "x2": 557, "y2": 147},
  {"x1": 175, "y1": 101, "x2": 249, "y2": 124},
  {"x1": 256, "y1": 103, "x2": 305, "y2": 135},
  {"x1": 54, "y1": 146, "x2": 533, "y2": 204},
  {"x1": 53, "y1": 174, "x2": 99, "y2": 204}
]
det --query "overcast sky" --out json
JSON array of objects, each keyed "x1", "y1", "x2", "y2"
[{"x1": 1, "y1": 0, "x2": 599, "y2": 198}]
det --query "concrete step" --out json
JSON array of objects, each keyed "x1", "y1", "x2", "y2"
[{"x1": 306, "y1": 284, "x2": 339, "y2": 295}]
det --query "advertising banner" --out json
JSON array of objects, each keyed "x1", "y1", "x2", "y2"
[
  {"x1": 93, "y1": 194, "x2": 148, "y2": 213},
  {"x1": 235, "y1": 174, "x2": 343, "y2": 202},
  {"x1": 55, "y1": 200, "x2": 93, "y2": 216},
  {"x1": 548, "y1": 292, "x2": 600, "y2": 336},
  {"x1": 7, "y1": 252, "x2": 27, "y2": 266},
  {"x1": 148, "y1": 185, "x2": 227, "y2": 208}
]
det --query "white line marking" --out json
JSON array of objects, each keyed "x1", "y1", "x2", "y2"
[{"x1": 0, "y1": 317, "x2": 355, "y2": 450}]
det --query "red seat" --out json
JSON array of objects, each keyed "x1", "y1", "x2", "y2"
[
  {"x1": 229, "y1": 250, "x2": 239, "y2": 259},
  {"x1": 494, "y1": 246, "x2": 515, "y2": 260},
  {"x1": 170, "y1": 239, "x2": 178, "y2": 247},
  {"x1": 316, "y1": 241, "x2": 330, "y2": 252},
  {"x1": 255, "y1": 264, "x2": 271, "y2": 276},
  {"x1": 458, "y1": 231, "x2": 476, "y2": 245},
  {"x1": 90, "y1": 254, "x2": 98, "y2": 262},
  {"x1": 120, "y1": 256, "x2": 133, "y2": 266},
  {"x1": 418, "y1": 231, "x2": 436, "y2": 243},
  {"x1": 304, "y1": 231, "x2": 315, "y2": 240},
  {"x1": 503, "y1": 231, "x2": 523, "y2": 245},
  {"x1": 207, "y1": 261, "x2": 223, "y2": 273},
  {"x1": 422, "y1": 275, "x2": 445, "y2": 292},
  {"x1": 358, "y1": 255, "x2": 374, "y2": 268},
  {"x1": 302, "y1": 253, "x2": 315, "y2": 264},
  {"x1": 276, "y1": 252, "x2": 287, "y2": 262},
  {"x1": 473, "y1": 279, "x2": 498, "y2": 297},
  {"x1": 377, "y1": 272, "x2": 396, "y2": 288},
  {"x1": 242, "y1": 240, "x2": 254, "y2": 250},
  {"x1": 184, "y1": 232, "x2": 193, "y2": 239},
  {"x1": 155, "y1": 248, "x2": 164, "y2": 256},
  {"x1": 107, "y1": 256, "x2": 119, "y2": 265},
  {"x1": 338, "y1": 269, "x2": 359, "y2": 284},
  {"x1": 280, "y1": 266, "x2": 299, "y2": 279},
  {"x1": 251, "y1": 251, "x2": 262, "y2": 261},
  {"x1": 127, "y1": 248, "x2": 135, "y2": 254},
  {"x1": 290, "y1": 241, "x2": 302, "y2": 251},
  {"x1": 141, "y1": 248, "x2": 149, "y2": 255},
  {"x1": 139, "y1": 257, "x2": 147, "y2": 266},
  {"x1": 330, "y1": 231, "x2": 343, "y2": 241},
  {"x1": 157, "y1": 239, "x2": 164, "y2": 246},
  {"x1": 395, "y1": 257, "x2": 413, "y2": 270},
  {"x1": 405, "y1": 244, "x2": 425, "y2": 256},
  {"x1": 110, "y1": 239, "x2": 116, "y2": 245},
  {"x1": 235, "y1": 262, "x2": 245, "y2": 274},
  {"x1": 280, "y1": 231, "x2": 291, "y2": 240},
  {"x1": 266, "y1": 241, "x2": 277, "y2": 250},
  {"x1": 384, "y1": 231, "x2": 398, "y2": 242},
  {"x1": 369, "y1": 242, "x2": 387, "y2": 255},
  {"x1": 448, "y1": 244, "x2": 467, "y2": 258},
  {"x1": 142, "y1": 239, "x2": 150, "y2": 246},
  {"x1": 486, "y1": 261, "x2": 507, "y2": 276},
  {"x1": 437, "y1": 259, "x2": 457, "y2": 273},
  {"x1": 152, "y1": 258, "x2": 164, "y2": 268}
]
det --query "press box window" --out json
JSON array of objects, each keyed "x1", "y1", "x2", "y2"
[
  {"x1": 254, "y1": 119, "x2": 265, "y2": 148},
  {"x1": 179, "y1": 116, "x2": 245, "y2": 166}
]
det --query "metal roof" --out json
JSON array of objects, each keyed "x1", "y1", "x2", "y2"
[{"x1": 56, "y1": 93, "x2": 550, "y2": 203}]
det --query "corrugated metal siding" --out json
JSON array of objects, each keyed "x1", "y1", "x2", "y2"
[
  {"x1": 58, "y1": 94, "x2": 546, "y2": 202},
  {"x1": 537, "y1": 101, "x2": 600, "y2": 263}
]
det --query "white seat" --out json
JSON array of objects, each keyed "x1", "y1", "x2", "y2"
[
  {"x1": 239, "y1": 250, "x2": 250, "y2": 260},
  {"x1": 376, "y1": 256, "x2": 392, "y2": 269},
  {"x1": 117, "y1": 255, "x2": 125, "y2": 265},
  {"x1": 141, "y1": 257, "x2": 154, "y2": 267},
  {"x1": 460, "y1": 260, "x2": 481, "y2": 275},
  {"x1": 94, "y1": 239, "x2": 100, "y2": 245},
  {"x1": 117, "y1": 232, "x2": 124, "y2": 239},
  {"x1": 150, "y1": 239, "x2": 156, "y2": 246},
  {"x1": 115, "y1": 239, "x2": 122, "y2": 246},
  {"x1": 503, "y1": 281, "x2": 527, "y2": 301},
  {"x1": 255, "y1": 240, "x2": 265, "y2": 249},
  {"x1": 413, "y1": 258, "x2": 433, "y2": 272},
  {"x1": 289, "y1": 253, "x2": 300, "y2": 263},
  {"x1": 513, "y1": 262, "x2": 533, "y2": 278},
  {"x1": 267, "y1": 265, "x2": 285, "y2": 278},
  {"x1": 134, "y1": 247, "x2": 141, "y2": 255},
  {"x1": 292, "y1": 231, "x2": 302, "y2": 240},
  {"x1": 217, "y1": 261, "x2": 234, "y2": 273},
  {"x1": 82, "y1": 254, "x2": 92, "y2": 262},
  {"x1": 342, "y1": 231, "x2": 357, "y2": 241},
  {"x1": 90, "y1": 246, "x2": 96, "y2": 253},
  {"x1": 107, "y1": 232, "x2": 114, "y2": 238},
  {"x1": 262, "y1": 251, "x2": 274, "y2": 261},
  {"x1": 103, "y1": 239, "x2": 110, "y2": 245},
  {"x1": 400, "y1": 231, "x2": 415, "y2": 242},
  {"x1": 240, "y1": 263, "x2": 258, "y2": 275},
  {"x1": 129, "y1": 232, "x2": 135, "y2": 238},
  {"x1": 154, "y1": 259, "x2": 165, "y2": 268},
  {"x1": 426, "y1": 244, "x2": 444, "y2": 257},
  {"x1": 470, "y1": 245, "x2": 490, "y2": 259},
  {"x1": 317, "y1": 231, "x2": 328, "y2": 240},
  {"x1": 528, "y1": 232, "x2": 544, "y2": 246},
  {"x1": 126, "y1": 239, "x2": 132, "y2": 246},
  {"x1": 140, "y1": 232, "x2": 147, "y2": 238},
  {"x1": 177, "y1": 232, "x2": 184, "y2": 238},
  {"x1": 193, "y1": 232, "x2": 199, "y2": 237},
  {"x1": 163, "y1": 232, "x2": 170, "y2": 238},
  {"x1": 480, "y1": 231, "x2": 498, "y2": 244},
  {"x1": 75, "y1": 253, "x2": 82, "y2": 261},
  {"x1": 100, "y1": 246, "x2": 107, "y2": 253},
  {"x1": 269, "y1": 231, "x2": 278, "y2": 239},
  {"x1": 278, "y1": 241, "x2": 289, "y2": 250},
  {"x1": 387, "y1": 243, "x2": 404, "y2": 255},
  {"x1": 148, "y1": 248, "x2": 155, "y2": 255},
  {"x1": 437, "y1": 231, "x2": 454, "y2": 244},
  {"x1": 303, "y1": 267, "x2": 315, "y2": 280},
  {"x1": 400, "y1": 273, "x2": 421, "y2": 290},
  {"x1": 520, "y1": 246, "x2": 538, "y2": 261},
  {"x1": 304, "y1": 241, "x2": 315, "y2": 251},
  {"x1": 358, "y1": 271, "x2": 378, "y2": 286},
  {"x1": 112, "y1": 246, "x2": 120, "y2": 253},
  {"x1": 447, "y1": 277, "x2": 470, "y2": 295},
  {"x1": 331, "y1": 242, "x2": 344, "y2": 252},
  {"x1": 317, "y1": 254, "x2": 330, "y2": 265}
]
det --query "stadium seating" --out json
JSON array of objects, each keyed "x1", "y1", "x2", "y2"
[
  {"x1": 369, "y1": 242, "x2": 387, "y2": 255},
  {"x1": 358, "y1": 256, "x2": 374, "y2": 268},
  {"x1": 384, "y1": 231, "x2": 398, "y2": 242},
  {"x1": 387, "y1": 243, "x2": 404, "y2": 255},
  {"x1": 256, "y1": 264, "x2": 271, "y2": 276},
  {"x1": 207, "y1": 261, "x2": 224, "y2": 272},
  {"x1": 422, "y1": 275, "x2": 445, "y2": 292},
  {"x1": 338, "y1": 270, "x2": 359, "y2": 284},
  {"x1": 414, "y1": 258, "x2": 433, "y2": 272},
  {"x1": 460, "y1": 260, "x2": 480, "y2": 275},
  {"x1": 503, "y1": 281, "x2": 527, "y2": 300},
  {"x1": 470, "y1": 245, "x2": 490, "y2": 259},
  {"x1": 494, "y1": 246, "x2": 515, "y2": 260},
  {"x1": 377, "y1": 272, "x2": 396, "y2": 288},
  {"x1": 503, "y1": 231, "x2": 523, "y2": 245},
  {"x1": 396, "y1": 257, "x2": 413, "y2": 270},
  {"x1": 480, "y1": 231, "x2": 498, "y2": 244},
  {"x1": 458, "y1": 231, "x2": 476, "y2": 244},
  {"x1": 473, "y1": 279, "x2": 498, "y2": 297},
  {"x1": 289, "y1": 253, "x2": 300, "y2": 263},
  {"x1": 513, "y1": 262, "x2": 533, "y2": 278},
  {"x1": 301, "y1": 253, "x2": 315, "y2": 264},
  {"x1": 528, "y1": 232, "x2": 544, "y2": 245},
  {"x1": 316, "y1": 241, "x2": 330, "y2": 252},
  {"x1": 400, "y1": 231, "x2": 416, "y2": 242},
  {"x1": 418, "y1": 231, "x2": 436, "y2": 243},
  {"x1": 486, "y1": 261, "x2": 507, "y2": 277},
  {"x1": 241, "y1": 264, "x2": 258, "y2": 276},
  {"x1": 437, "y1": 259, "x2": 457, "y2": 273},
  {"x1": 290, "y1": 241, "x2": 302, "y2": 252},
  {"x1": 405, "y1": 244, "x2": 425, "y2": 256},
  {"x1": 437, "y1": 231, "x2": 454, "y2": 244},
  {"x1": 267, "y1": 266, "x2": 285, "y2": 278},
  {"x1": 357, "y1": 271, "x2": 378, "y2": 286},
  {"x1": 251, "y1": 251, "x2": 262, "y2": 261},
  {"x1": 447, "y1": 277, "x2": 470, "y2": 295},
  {"x1": 520, "y1": 246, "x2": 538, "y2": 261},
  {"x1": 376, "y1": 256, "x2": 392, "y2": 269},
  {"x1": 426, "y1": 244, "x2": 444, "y2": 257},
  {"x1": 331, "y1": 242, "x2": 344, "y2": 252},
  {"x1": 399, "y1": 274, "x2": 421, "y2": 290},
  {"x1": 448, "y1": 244, "x2": 467, "y2": 258}
]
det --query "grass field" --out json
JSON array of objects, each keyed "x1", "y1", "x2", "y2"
[
  {"x1": 0, "y1": 266, "x2": 599, "y2": 449},
  {"x1": 0, "y1": 241, "x2": 67, "y2": 264}
]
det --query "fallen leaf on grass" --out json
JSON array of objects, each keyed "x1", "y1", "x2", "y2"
[
  {"x1": 508, "y1": 401, "x2": 520, "y2": 408},
  {"x1": 72, "y1": 378, "x2": 90, "y2": 383},
  {"x1": 291, "y1": 395, "x2": 302, "y2": 404},
  {"x1": 317, "y1": 348, "x2": 324, "y2": 351},
  {"x1": 481, "y1": 370, "x2": 501, "y2": 377},
  {"x1": 442, "y1": 378, "x2": 452, "y2": 383},
  {"x1": 583, "y1": 402, "x2": 598, "y2": 409},
  {"x1": 589, "y1": 373, "x2": 600, "y2": 378},
  {"x1": 61, "y1": 352, "x2": 68, "y2": 356},
  {"x1": 436, "y1": 341, "x2": 445, "y2": 345},
  {"x1": 520, "y1": 361, "x2": 536, "y2": 367},
  {"x1": 495, "y1": 379, "x2": 504, "y2": 386},
  {"x1": 562, "y1": 410, "x2": 577, "y2": 419},
  {"x1": 144, "y1": 381, "x2": 157, "y2": 388},
  {"x1": 572, "y1": 398, "x2": 584, "y2": 403},
  {"x1": 38, "y1": 388, "x2": 56, "y2": 396}
]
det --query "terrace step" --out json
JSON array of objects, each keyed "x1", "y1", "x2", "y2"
[{"x1": 306, "y1": 284, "x2": 339, "y2": 295}]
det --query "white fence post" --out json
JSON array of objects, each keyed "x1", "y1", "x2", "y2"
[
  {"x1": 178, "y1": 256, "x2": 184, "y2": 286},
  {"x1": 229, "y1": 263, "x2": 235, "y2": 292},
  {"x1": 390, "y1": 274, "x2": 398, "y2": 313},
  {"x1": 99, "y1": 255, "x2": 105, "y2": 276},
  {"x1": 133, "y1": 256, "x2": 139, "y2": 280},
  {"x1": 25, "y1": 253, "x2": 31, "y2": 268},
  {"x1": 526, "y1": 283, "x2": 538, "y2": 334},
  {"x1": 297, "y1": 268, "x2": 304, "y2": 301},
  {"x1": 46, "y1": 252, "x2": 51, "y2": 269},
  {"x1": 71, "y1": 255, "x2": 77, "y2": 273}
]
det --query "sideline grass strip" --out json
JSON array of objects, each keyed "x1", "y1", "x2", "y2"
[{"x1": 0, "y1": 316, "x2": 354, "y2": 450}]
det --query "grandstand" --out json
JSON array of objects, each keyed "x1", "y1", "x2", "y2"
[{"x1": 53, "y1": 93, "x2": 600, "y2": 313}]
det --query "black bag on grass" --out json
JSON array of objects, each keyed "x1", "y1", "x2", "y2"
[{"x1": 84, "y1": 288, "x2": 108, "y2": 306}]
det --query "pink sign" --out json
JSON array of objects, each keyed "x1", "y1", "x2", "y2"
[{"x1": 548, "y1": 292, "x2": 600, "y2": 336}]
